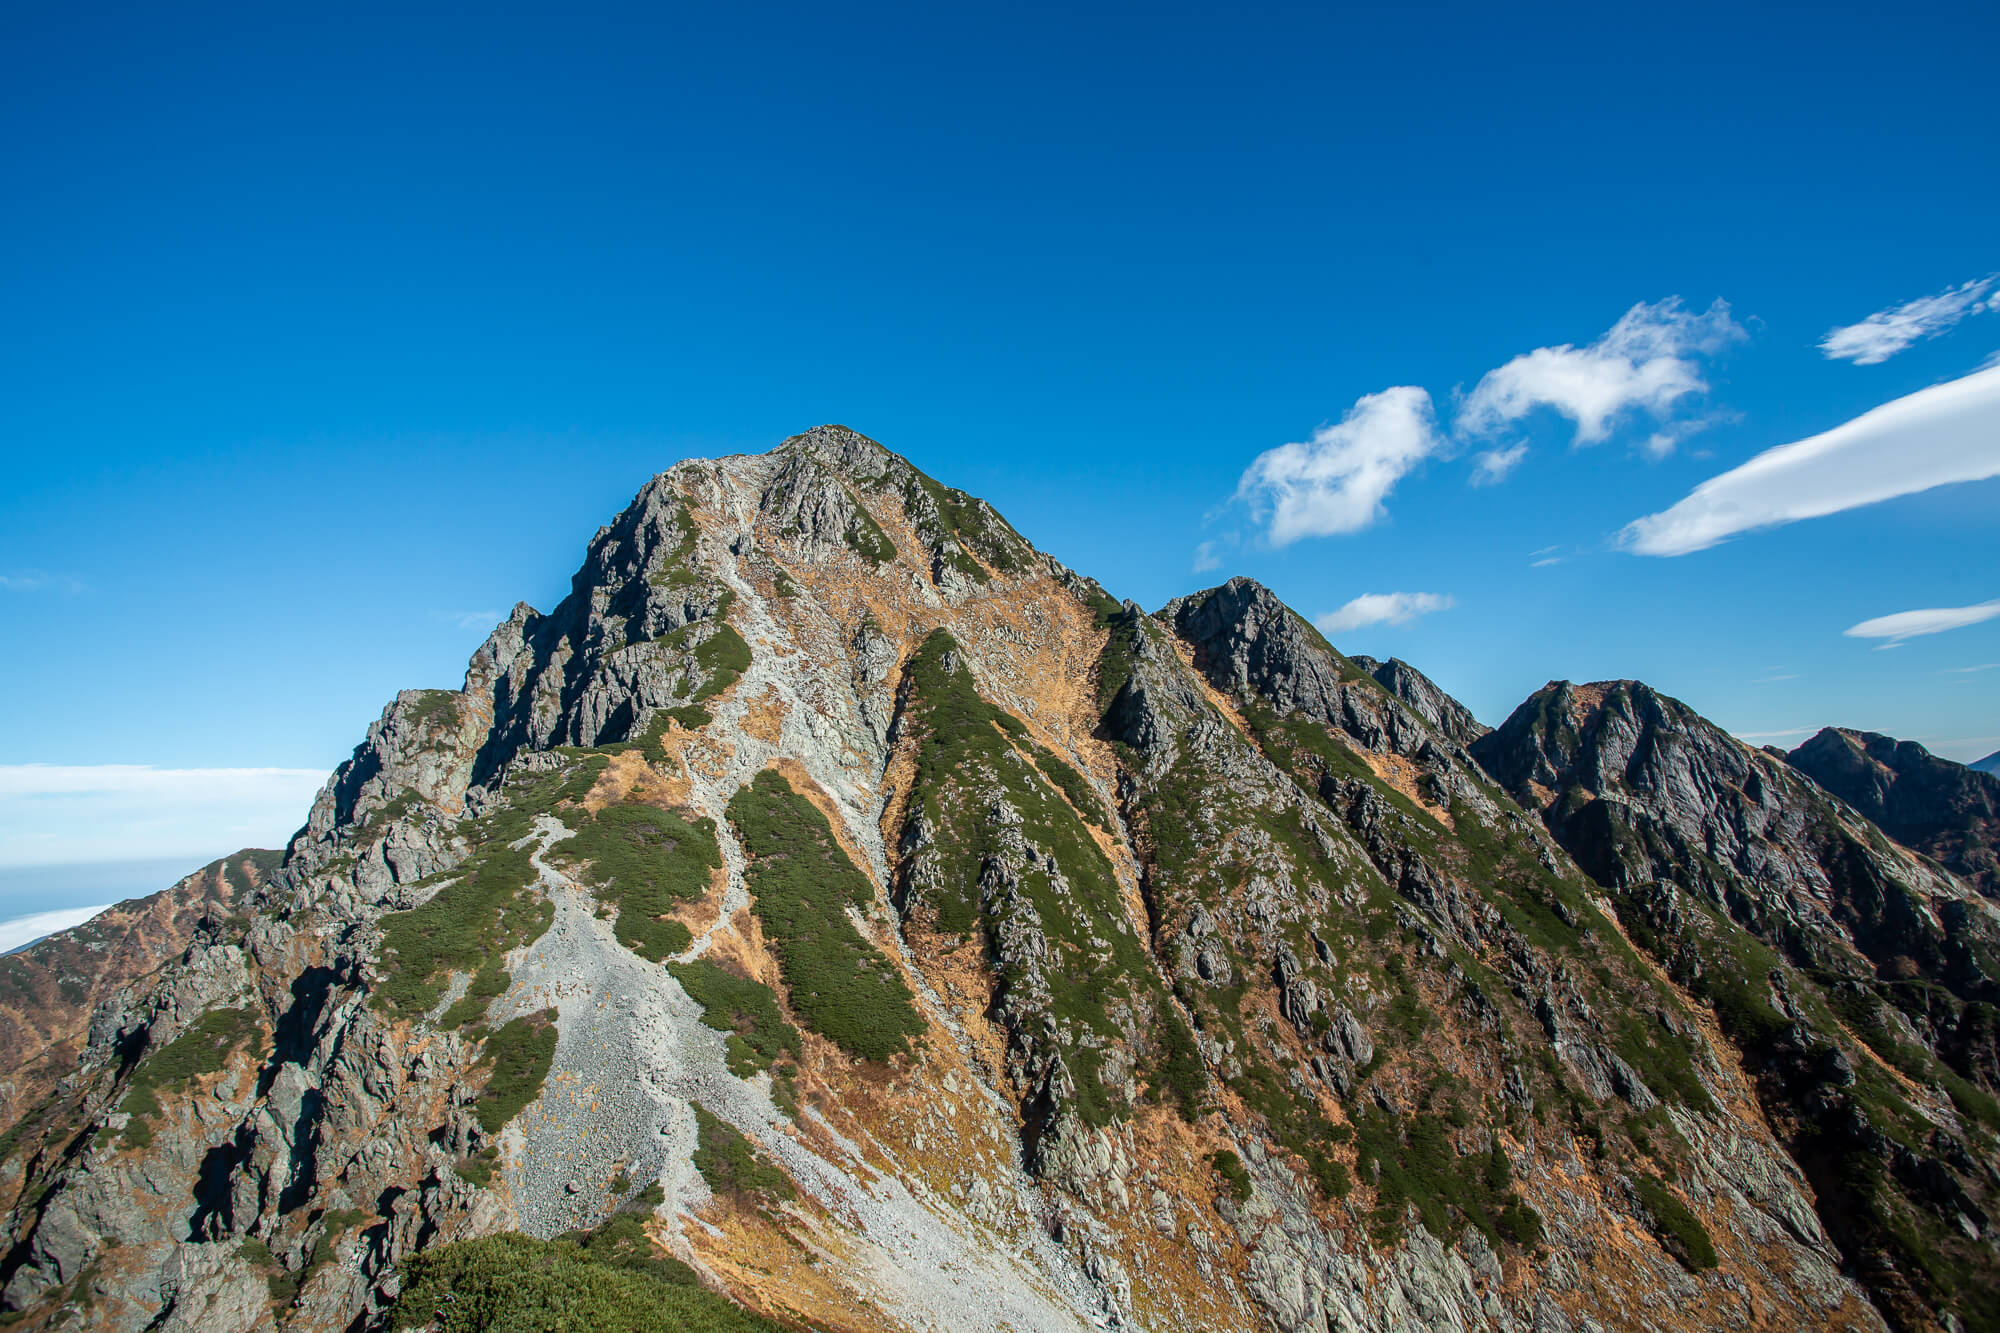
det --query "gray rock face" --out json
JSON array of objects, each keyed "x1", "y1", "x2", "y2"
[
  {"x1": 1469, "y1": 680, "x2": 1992, "y2": 980},
  {"x1": 1787, "y1": 725, "x2": 2000, "y2": 899},
  {"x1": 154, "y1": 1243, "x2": 274, "y2": 1333},
  {"x1": 1352, "y1": 655, "x2": 1491, "y2": 751},
  {"x1": 1167, "y1": 579, "x2": 1430, "y2": 757},
  {"x1": 1474, "y1": 678, "x2": 2000, "y2": 1331}
]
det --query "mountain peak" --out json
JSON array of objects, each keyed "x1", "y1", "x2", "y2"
[
  {"x1": 6, "y1": 428, "x2": 1999, "y2": 1333},
  {"x1": 1788, "y1": 723, "x2": 2000, "y2": 897}
]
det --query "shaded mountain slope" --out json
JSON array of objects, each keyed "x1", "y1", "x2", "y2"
[
  {"x1": 1473, "y1": 683, "x2": 2000, "y2": 1332},
  {"x1": 1788, "y1": 727, "x2": 2000, "y2": 900}
]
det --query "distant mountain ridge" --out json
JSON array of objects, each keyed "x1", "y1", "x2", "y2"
[
  {"x1": 1786, "y1": 726, "x2": 2000, "y2": 900},
  {"x1": 1, "y1": 426, "x2": 1995, "y2": 1333},
  {"x1": 0, "y1": 850, "x2": 280, "y2": 1137}
]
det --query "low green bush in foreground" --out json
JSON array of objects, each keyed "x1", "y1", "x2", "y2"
[{"x1": 390, "y1": 1231, "x2": 781, "y2": 1333}]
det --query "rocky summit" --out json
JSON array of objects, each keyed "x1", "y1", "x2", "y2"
[{"x1": 2, "y1": 425, "x2": 1997, "y2": 1333}]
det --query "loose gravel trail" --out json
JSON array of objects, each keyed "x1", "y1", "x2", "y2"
[
  {"x1": 493, "y1": 816, "x2": 708, "y2": 1239},
  {"x1": 490, "y1": 814, "x2": 1113, "y2": 1332}
]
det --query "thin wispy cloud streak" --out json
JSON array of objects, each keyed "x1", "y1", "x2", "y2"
[
  {"x1": 1820, "y1": 275, "x2": 1998, "y2": 365},
  {"x1": 1315, "y1": 591, "x2": 1454, "y2": 635},
  {"x1": 437, "y1": 609, "x2": 505, "y2": 632},
  {"x1": 1844, "y1": 599, "x2": 2000, "y2": 648},
  {"x1": 1621, "y1": 364, "x2": 2000, "y2": 556},
  {"x1": 0, "y1": 571, "x2": 86, "y2": 594}
]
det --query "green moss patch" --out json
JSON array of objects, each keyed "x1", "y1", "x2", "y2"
[
  {"x1": 554, "y1": 1211, "x2": 698, "y2": 1287},
  {"x1": 668, "y1": 958, "x2": 801, "y2": 1102},
  {"x1": 897, "y1": 630, "x2": 1173, "y2": 1123},
  {"x1": 1211, "y1": 1149, "x2": 1252, "y2": 1203},
  {"x1": 440, "y1": 960, "x2": 512, "y2": 1031},
  {"x1": 1633, "y1": 1174, "x2": 1717, "y2": 1269},
  {"x1": 843, "y1": 499, "x2": 898, "y2": 565},
  {"x1": 889, "y1": 468, "x2": 1030, "y2": 580},
  {"x1": 1026, "y1": 741, "x2": 1110, "y2": 830},
  {"x1": 645, "y1": 498, "x2": 704, "y2": 588},
  {"x1": 691, "y1": 1104, "x2": 795, "y2": 1207},
  {"x1": 120, "y1": 1007, "x2": 262, "y2": 1147},
  {"x1": 405, "y1": 689, "x2": 462, "y2": 735},
  {"x1": 692, "y1": 623, "x2": 751, "y2": 699},
  {"x1": 475, "y1": 1011, "x2": 558, "y2": 1134},
  {"x1": 556, "y1": 803, "x2": 720, "y2": 962},
  {"x1": 1352, "y1": 1109, "x2": 1541, "y2": 1250},
  {"x1": 373, "y1": 762, "x2": 600, "y2": 1015},
  {"x1": 727, "y1": 770, "x2": 923, "y2": 1062},
  {"x1": 456, "y1": 1147, "x2": 499, "y2": 1188}
]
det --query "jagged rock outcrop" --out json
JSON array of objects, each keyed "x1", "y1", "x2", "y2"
[
  {"x1": 1475, "y1": 681, "x2": 2000, "y2": 1332},
  {"x1": 1788, "y1": 726, "x2": 2000, "y2": 899},
  {"x1": 0, "y1": 427, "x2": 1986, "y2": 1333},
  {"x1": 1349, "y1": 655, "x2": 1491, "y2": 751},
  {"x1": 0, "y1": 851, "x2": 280, "y2": 1132}
]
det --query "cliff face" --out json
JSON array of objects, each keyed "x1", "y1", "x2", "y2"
[
  {"x1": 1787, "y1": 727, "x2": 2000, "y2": 900},
  {"x1": 1473, "y1": 684, "x2": 2000, "y2": 1332},
  {"x1": 0, "y1": 426, "x2": 1992, "y2": 1333},
  {"x1": 0, "y1": 851, "x2": 280, "y2": 1134}
]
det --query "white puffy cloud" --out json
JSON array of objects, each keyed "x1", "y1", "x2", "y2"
[
  {"x1": 1458, "y1": 298, "x2": 1744, "y2": 445},
  {"x1": 1620, "y1": 363, "x2": 2000, "y2": 556},
  {"x1": 1843, "y1": 600, "x2": 2000, "y2": 647},
  {"x1": 1192, "y1": 541, "x2": 1222, "y2": 573},
  {"x1": 1820, "y1": 275, "x2": 1998, "y2": 365},
  {"x1": 0, "y1": 765, "x2": 326, "y2": 868},
  {"x1": 1315, "y1": 591, "x2": 1455, "y2": 635},
  {"x1": 1235, "y1": 386, "x2": 1444, "y2": 545}
]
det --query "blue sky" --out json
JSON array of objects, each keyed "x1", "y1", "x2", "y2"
[{"x1": 3, "y1": 1, "x2": 1997, "y2": 906}]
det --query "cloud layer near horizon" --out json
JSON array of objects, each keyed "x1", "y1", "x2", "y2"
[
  {"x1": 0, "y1": 904, "x2": 112, "y2": 954},
  {"x1": 1620, "y1": 364, "x2": 2000, "y2": 556},
  {"x1": 0, "y1": 765, "x2": 326, "y2": 868}
]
